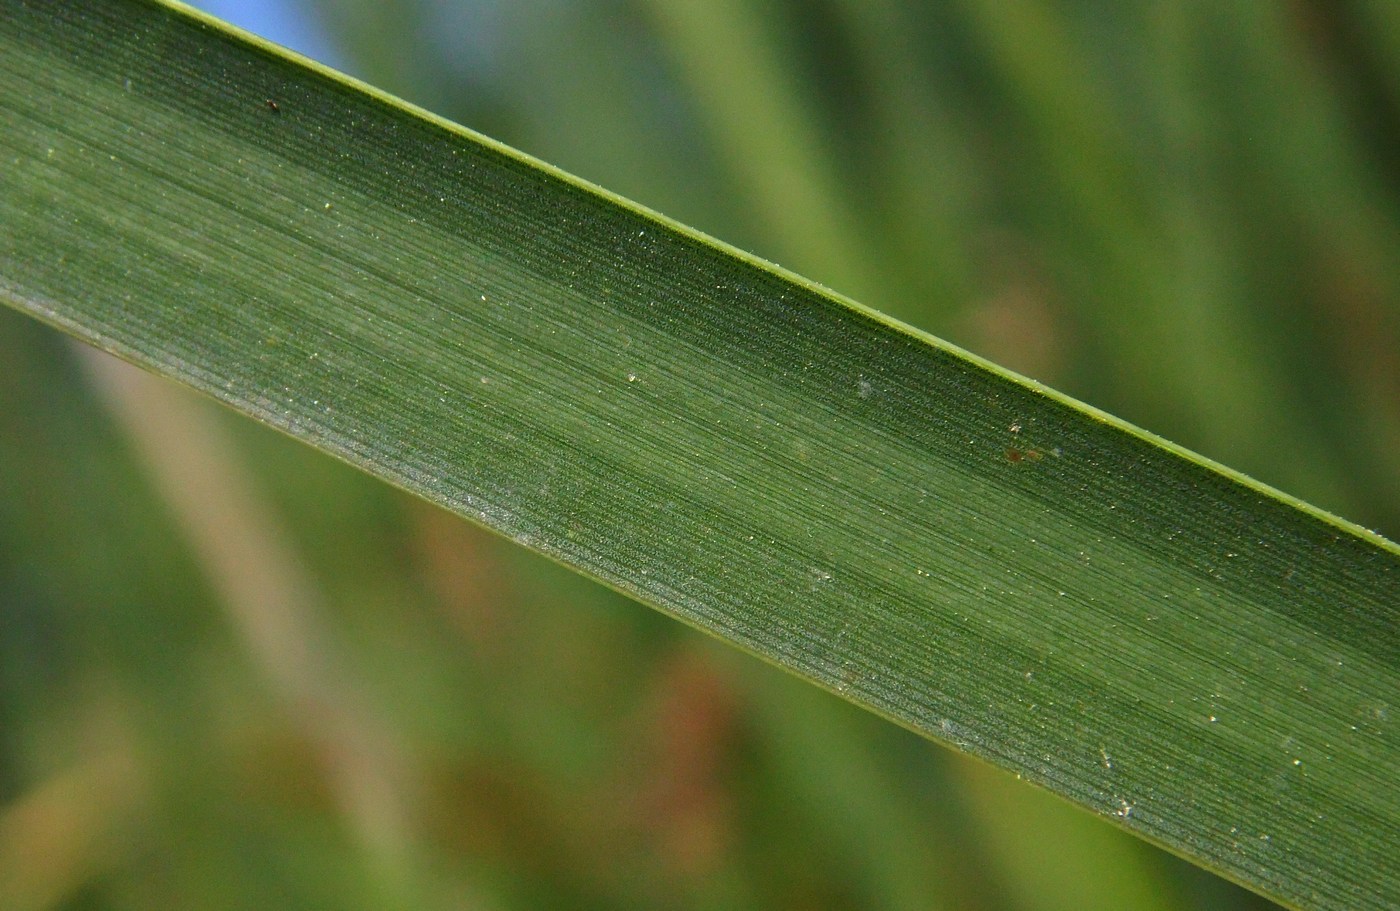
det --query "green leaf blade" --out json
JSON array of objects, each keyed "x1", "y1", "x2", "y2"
[{"x1": 1, "y1": 3, "x2": 1396, "y2": 908}]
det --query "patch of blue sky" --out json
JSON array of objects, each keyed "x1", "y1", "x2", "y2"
[{"x1": 184, "y1": 0, "x2": 348, "y2": 72}]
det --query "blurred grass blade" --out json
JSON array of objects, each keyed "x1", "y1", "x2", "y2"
[{"x1": 0, "y1": 3, "x2": 1396, "y2": 909}]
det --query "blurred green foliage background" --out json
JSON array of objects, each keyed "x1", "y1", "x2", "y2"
[{"x1": 3, "y1": 1, "x2": 1398, "y2": 908}]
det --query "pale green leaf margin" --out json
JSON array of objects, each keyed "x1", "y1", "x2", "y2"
[{"x1": 0, "y1": 2, "x2": 1396, "y2": 908}]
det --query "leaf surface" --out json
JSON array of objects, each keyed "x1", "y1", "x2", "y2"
[{"x1": 1, "y1": 3, "x2": 1396, "y2": 908}]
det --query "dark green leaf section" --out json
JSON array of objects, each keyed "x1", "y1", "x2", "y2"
[{"x1": 0, "y1": 3, "x2": 1395, "y2": 908}]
